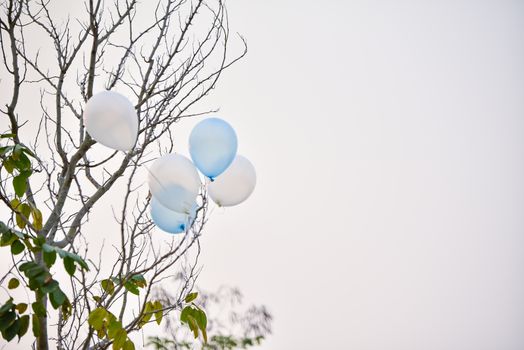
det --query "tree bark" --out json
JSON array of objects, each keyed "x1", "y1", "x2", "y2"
[
  {"x1": 36, "y1": 291, "x2": 49, "y2": 350},
  {"x1": 35, "y1": 251, "x2": 49, "y2": 350}
]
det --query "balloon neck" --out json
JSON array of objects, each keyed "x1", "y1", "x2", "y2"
[{"x1": 209, "y1": 177, "x2": 215, "y2": 182}]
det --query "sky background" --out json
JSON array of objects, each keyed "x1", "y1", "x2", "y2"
[
  {"x1": 1, "y1": 0, "x2": 524, "y2": 349},
  {"x1": 194, "y1": 0, "x2": 524, "y2": 349}
]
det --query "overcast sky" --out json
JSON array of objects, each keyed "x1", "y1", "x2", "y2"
[
  {"x1": 2, "y1": 0, "x2": 524, "y2": 349},
  {"x1": 194, "y1": 0, "x2": 524, "y2": 349}
]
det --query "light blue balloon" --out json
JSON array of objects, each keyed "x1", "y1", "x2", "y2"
[
  {"x1": 189, "y1": 118, "x2": 238, "y2": 179},
  {"x1": 150, "y1": 197, "x2": 197, "y2": 234}
]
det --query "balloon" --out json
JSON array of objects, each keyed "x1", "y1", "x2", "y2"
[
  {"x1": 150, "y1": 197, "x2": 197, "y2": 234},
  {"x1": 83, "y1": 90, "x2": 138, "y2": 151},
  {"x1": 148, "y1": 154, "x2": 201, "y2": 213},
  {"x1": 189, "y1": 118, "x2": 238, "y2": 179},
  {"x1": 208, "y1": 155, "x2": 256, "y2": 207}
]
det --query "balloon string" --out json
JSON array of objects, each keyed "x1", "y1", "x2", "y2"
[{"x1": 207, "y1": 203, "x2": 216, "y2": 218}]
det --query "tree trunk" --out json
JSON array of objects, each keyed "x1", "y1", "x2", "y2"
[
  {"x1": 35, "y1": 250, "x2": 49, "y2": 350},
  {"x1": 36, "y1": 291, "x2": 49, "y2": 350}
]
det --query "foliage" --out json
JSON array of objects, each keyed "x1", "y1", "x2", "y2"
[
  {"x1": 148, "y1": 335, "x2": 265, "y2": 350},
  {"x1": 88, "y1": 307, "x2": 135, "y2": 350},
  {"x1": 147, "y1": 286, "x2": 272, "y2": 350},
  {"x1": 180, "y1": 292, "x2": 208, "y2": 342},
  {"x1": 0, "y1": 134, "x2": 89, "y2": 342}
]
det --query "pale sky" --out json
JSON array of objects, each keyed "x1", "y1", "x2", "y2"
[
  {"x1": 2, "y1": 0, "x2": 524, "y2": 349},
  {"x1": 196, "y1": 0, "x2": 524, "y2": 349}
]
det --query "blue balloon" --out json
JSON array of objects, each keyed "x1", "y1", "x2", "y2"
[
  {"x1": 189, "y1": 118, "x2": 238, "y2": 179},
  {"x1": 150, "y1": 197, "x2": 197, "y2": 234}
]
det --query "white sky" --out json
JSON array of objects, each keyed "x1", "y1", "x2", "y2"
[
  {"x1": 195, "y1": 0, "x2": 524, "y2": 349},
  {"x1": 2, "y1": 0, "x2": 524, "y2": 349}
]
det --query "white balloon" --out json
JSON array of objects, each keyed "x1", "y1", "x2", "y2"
[
  {"x1": 83, "y1": 91, "x2": 138, "y2": 151},
  {"x1": 148, "y1": 154, "x2": 201, "y2": 213},
  {"x1": 208, "y1": 155, "x2": 256, "y2": 207}
]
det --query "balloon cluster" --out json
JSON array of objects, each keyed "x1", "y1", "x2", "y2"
[{"x1": 83, "y1": 91, "x2": 256, "y2": 235}]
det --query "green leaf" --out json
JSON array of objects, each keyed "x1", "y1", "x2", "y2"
[
  {"x1": 23, "y1": 267, "x2": 48, "y2": 291},
  {"x1": 0, "y1": 311, "x2": 16, "y2": 331},
  {"x1": 20, "y1": 203, "x2": 31, "y2": 219},
  {"x1": 187, "y1": 314, "x2": 199, "y2": 339},
  {"x1": 31, "y1": 207, "x2": 43, "y2": 231},
  {"x1": 180, "y1": 306, "x2": 191, "y2": 324},
  {"x1": 193, "y1": 310, "x2": 207, "y2": 332},
  {"x1": 49, "y1": 289, "x2": 66, "y2": 309},
  {"x1": 0, "y1": 133, "x2": 16, "y2": 139},
  {"x1": 107, "y1": 319, "x2": 123, "y2": 339},
  {"x1": 0, "y1": 298, "x2": 14, "y2": 315},
  {"x1": 113, "y1": 328, "x2": 127, "y2": 350},
  {"x1": 4, "y1": 157, "x2": 15, "y2": 173},
  {"x1": 180, "y1": 305, "x2": 207, "y2": 342},
  {"x1": 139, "y1": 302, "x2": 153, "y2": 327},
  {"x1": 63, "y1": 256, "x2": 76, "y2": 276},
  {"x1": 11, "y1": 239, "x2": 25, "y2": 255},
  {"x1": 10, "y1": 198, "x2": 22, "y2": 211},
  {"x1": 16, "y1": 153, "x2": 31, "y2": 171},
  {"x1": 32, "y1": 314, "x2": 40, "y2": 337},
  {"x1": 24, "y1": 264, "x2": 46, "y2": 279},
  {"x1": 242, "y1": 337, "x2": 254, "y2": 346},
  {"x1": 61, "y1": 299, "x2": 72, "y2": 321},
  {"x1": 88, "y1": 307, "x2": 107, "y2": 331},
  {"x1": 15, "y1": 213, "x2": 25, "y2": 229},
  {"x1": 0, "y1": 145, "x2": 13, "y2": 156},
  {"x1": 41, "y1": 280, "x2": 59, "y2": 294},
  {"x1": 12, "y1": 229, "x2": 25, "y2": 239},
  {"x1": 184, "y1": 292, "x2": 198, "y2": 303},
  {"x1": 12, "y1": 144, "x2": 23, "y2": 160},
  {"x1": 3, "y1": 317, "x2": 20, "y2": 341},
  {"x1": 8, "y1": 277, "x2": 20, "y2": 289},
  {"x1": 34, "y1": 235, "x2": 46, "y2": 247},
  {"x1": 41, "y1": 244, "x2": 89, "y2": 272},
  {"x1": 19, "y1": 261, "x2": 38, "y2": 272},
  {"x1": 130, "y1": 274, "x2": 147, "y2": 288},
  {"x1": 194, "y1": 308, "x2": 207, "y2": 339},
  {"x1": 42, "y1": 243, "x2": 55, "y2": 253},
  {"x1": 17, "y1": 314, "x2": 29, "y2": 339},
  {"x1": 200, "y1": 332, "x2": 209, "y2": 345},
  {"x1": 65, "y1": 251, "x2": 89, "y2": 271},
  {"x1": 21, "y1": 147, "x2": 35, "y2": 158},
  {"x1": 0, "y1": 231, "x2": 15, "y2": 247},
  {"x1": 153, "y1": 300, "x2": 163, "y2": 325},
  {"x1": 96, "y1": 328, "x2": 107, "y2": 338},
  {"x1": 14, "y1": 202, "x2": 31, "y2": 229},
  {"x1": 43, "y1": 248, "x2": 57, "y2": 268},
  {"x1": 123, "y1": 339, "x2": 135, "y2": 350},
  {"x1": 124, "y1": 280, "x2": 139, "y2": 295},
  {"x1": 15, "y1": 303, "x2": 27, "y2": 314},
  {"x1": 13, "y1": 170, "x2": 31, "y2": 197},
  {"x1": 32, "y1": 302, "x2": 46, "y2": 317},
  {"x1": 101, "y1": 279, "x2": 115, "y2": 295},
  {"x1": 0, "y1": 221, "x2": 9, "y2": 234}
]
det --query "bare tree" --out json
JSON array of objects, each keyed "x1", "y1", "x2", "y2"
[{"x1": 0, "y1": 0, "x2": 247, "y2": 349}]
